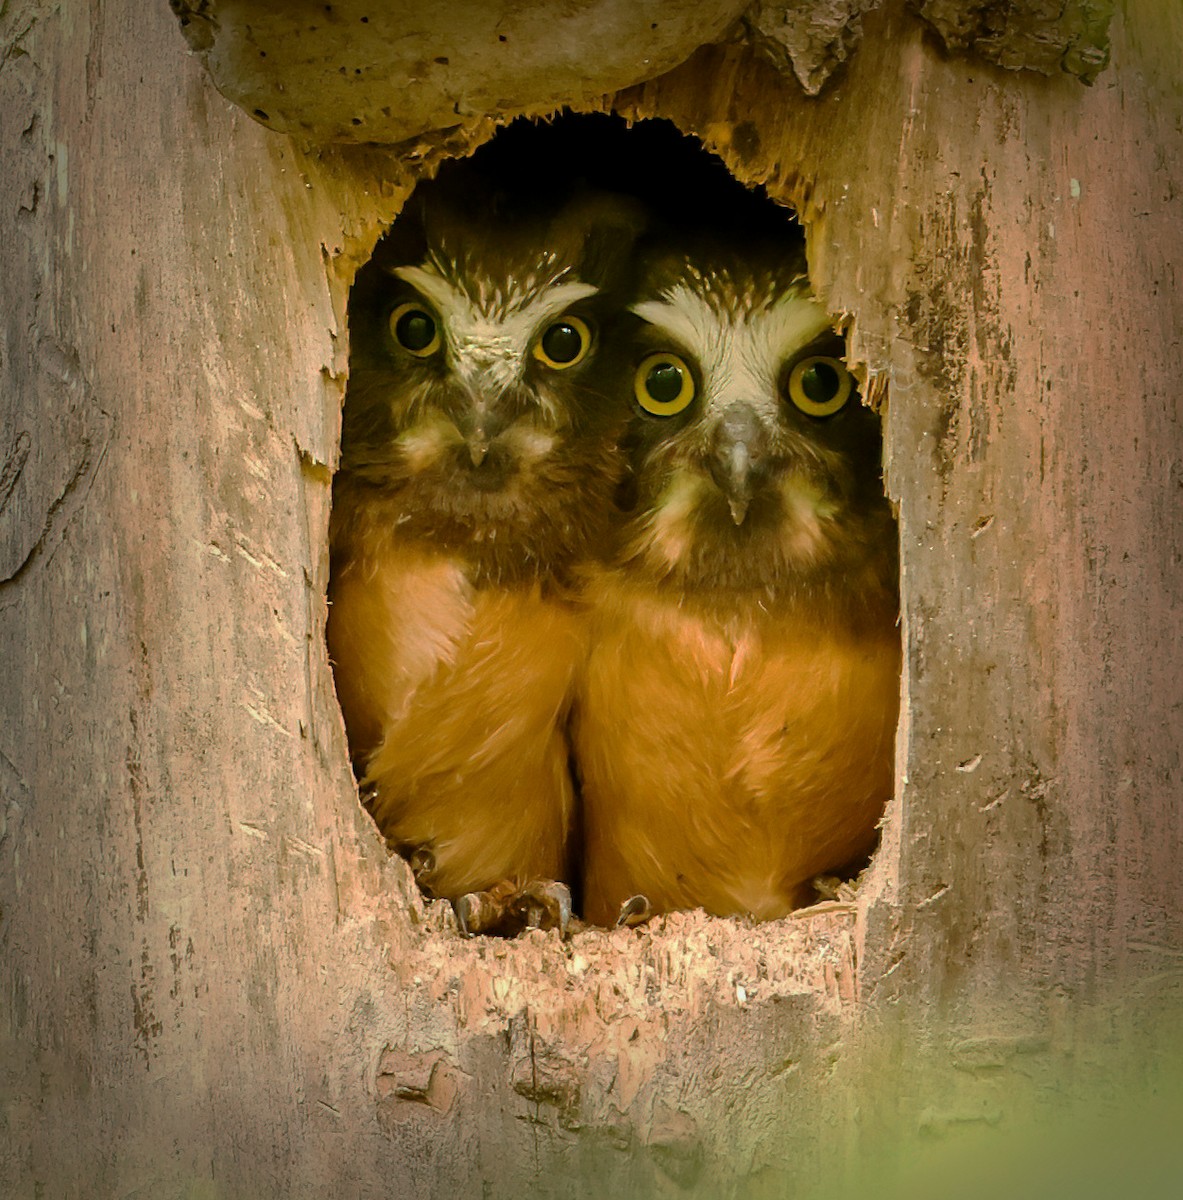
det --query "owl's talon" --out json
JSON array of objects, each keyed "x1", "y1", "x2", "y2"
[
  {"x1": 515, "y1": 880, "x2": 572, "y2": 939},
  {"x1": 616, "y1": 894, "x2": 653, "y2": 928},
  {"x1": 453, "y1": 892, "x2": 480, "y2": 938},
  {"x1": 452, "y1": 880, "x2": 571, "y2": 938},
  {"x1": 407, "y1": 845, "x2": 436, "y2": 883}
]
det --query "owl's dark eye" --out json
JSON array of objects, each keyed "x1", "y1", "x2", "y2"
[
  {"x1": 635, "y1": 353, "x2": 695, "y2": 417},
  {"x1": 533, "y1": 316, "x2": 591, "y2": 369},
  {"x1": 787, "y1": 355, "x2": 853, "y2": 418},
  {"x1": 390, "y1": 303, "x2": 441, "y2": 358}
]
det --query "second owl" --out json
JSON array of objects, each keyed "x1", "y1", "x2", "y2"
[{"x1": 575, "y1": 233, "x2": 900, "y2": 926}]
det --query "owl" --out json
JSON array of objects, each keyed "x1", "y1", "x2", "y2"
[
  {"x1": 574, "y1": 235, "x2": 900, "y2": 926},
  {"x1": 328, "y1": 170, "x2": 642, "y2": 935}
]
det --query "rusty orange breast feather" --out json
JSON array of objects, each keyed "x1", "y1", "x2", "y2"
[
  {"x1": 575, "y1": 574, "x2": 900, "y2": 924},
  {"x1": 328, "y1": 541, "x2": 586, "y2": 899}
]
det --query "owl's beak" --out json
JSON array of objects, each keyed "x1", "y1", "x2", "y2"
[
  {"x1": 460, "y1": 398, "x2": 501, "y2": 467},
  {"x1": 709, "y1": 404, "x2": 769, "y2": 526},
  {"x1": 722, "y1": 445, "x2": 752, "y2": 525},
  {"x1": 467, "y1": 433, "x2": 490, "y2": 467}
]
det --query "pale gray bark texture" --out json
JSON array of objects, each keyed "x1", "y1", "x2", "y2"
[
  {"x1": 171, "y1": 0, "x2": 753, "y2": 144},
  {"x1": 1, "y1": 0, "x2": 1180, "y2": 1197}
]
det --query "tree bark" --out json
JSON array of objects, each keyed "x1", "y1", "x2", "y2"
[{"x1": 1, "y1": 1, "x2": 1180, "y2": 1196}]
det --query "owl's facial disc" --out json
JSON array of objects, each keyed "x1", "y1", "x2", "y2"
[
  {"x1": 632, "y1": 285, "x2": 839, "y2": 525},
  {"x1": 389, "y1": 263, "x2": 602, "y2": 468},
  {"x1": 393, "y1": 263, "x2": 596, "y2": 385}
]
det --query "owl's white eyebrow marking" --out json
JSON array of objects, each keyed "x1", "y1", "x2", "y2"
[
  {"x1": 393, "y1": 268, "x2": 596, "y2": 327},
  {"x1": 391, "y1": 268, "x2": 600, "y2": 403},
  {"x1": 530, "y1": 280, "x2": 599, "y2": 320},
  {"x1": 392, "y1": 265, "x2": 469, "y2": 316},
  {"x1": 633, "y1": 284, "x2": 836, "y2": 426},
  {"x1": 632, "y1": 285, "x2": 831, "y2": 362}
]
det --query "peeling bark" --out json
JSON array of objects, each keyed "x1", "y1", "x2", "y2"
[
  {"x1": 911, "y1": 0, "x2": 1114, "y2": 83},
  {"x1": 744, "y1": 0, "x2": 881, "y2": 95}
]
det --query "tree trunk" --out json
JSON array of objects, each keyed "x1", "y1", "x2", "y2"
[{"x1": 2, "y1": 1, "x2": 1180, "y2": 1196}]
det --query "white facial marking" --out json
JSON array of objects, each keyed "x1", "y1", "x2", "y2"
[
  {"x1": 778, "y1": 472, "x2": 838, "y2": 563},
  {"x1": 633, "y1": 285, "x2": 835, "y2": 428},
  {"x1": 394, "y1": 265, "x2": 597, "y2": 396},
  {"x1": 395, "y1": 411, "x2": 459, "y2": 471},
  {"x1": 502, "y1": 424, "x2": 558, "y2": 465},
  {"x1": 642, "y1": 469, "x2": 710, "y2": 571}
]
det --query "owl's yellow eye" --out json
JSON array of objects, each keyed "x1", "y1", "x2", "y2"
[
  {"x1": 787, "y1": 356, "x2": 853, "y2": 418},
  {"x1": 634, "y1": 353, "x2": 695, "y2": 417},
  {"x1": 390, "y1": 303, "x2": 441, "y2": 357},
  {"x1": 532, "y1": 316, "x2": 591, "y2": 369}
]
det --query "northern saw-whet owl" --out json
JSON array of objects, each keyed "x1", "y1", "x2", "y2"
[
  {"x1": 574, "y1": 235, "x2": 900, "y2": 926},
  {"x1": 328, "y1": 172, "x2": 642, "y2": 935}
]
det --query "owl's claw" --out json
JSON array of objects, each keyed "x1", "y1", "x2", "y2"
[
  {"x1": 453, "y1": 891, "x2": 479, "y2": 937},
  {"x1": 407, "y1": 845, "x2": 436, "y2": 885},
  {"x1": 514, "y1": 880, "x2": 572, "y2": 939},
  {"x1": 616, "y1": 894, "x2": 653, "y2": 928},
  {"x1": 453, "y1": 879, "x2": 572, "y2": 939}
]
